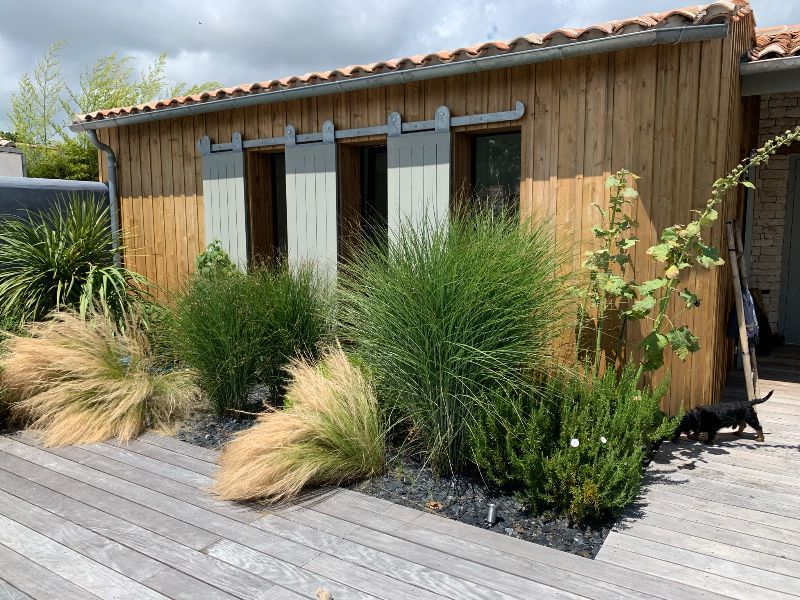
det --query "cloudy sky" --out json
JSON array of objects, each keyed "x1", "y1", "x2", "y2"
[{"x1": 1, "y1": 0, "x2": 798, "y2": 130}]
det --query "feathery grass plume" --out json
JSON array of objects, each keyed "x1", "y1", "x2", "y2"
[
  {"x1": 339, "y1": 208, "x2": 571, "y2": 473},
  {"x1": 215, "y1": 348, "x2": 385, "y2": 502},
  {"x1": 2, "y1": 309, "x2": 199, "y2": 446},
  {"x1": 0, "y1": 194, "x2": 147, "y2": 326}
]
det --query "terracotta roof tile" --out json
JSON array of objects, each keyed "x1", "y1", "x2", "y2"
[
  {"x1": 74, "y1": 0, "x2": 751, "y2": 125},
  {"x1": 750, "y1": 25, "x2": 800, "y2": 61}
]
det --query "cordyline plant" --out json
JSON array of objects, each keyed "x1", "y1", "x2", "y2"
[{"x1": 583, "y1": 125, "x2": 800, "y2": 382}]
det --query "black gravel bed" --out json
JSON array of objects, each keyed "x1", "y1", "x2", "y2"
[
  {"x1": 175, "y1": 411, "x2": 257, "y2": 450},
  {"x1": 175, "y1": 409, "x2": 616, "y2": 557},
  {"x1": 352, "y1": 456, "x2": 611, "y2": 558}
]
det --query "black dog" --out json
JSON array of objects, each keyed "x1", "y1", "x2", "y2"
[{"x1": 672, "y1": 390, "x2": 773, "y2": 444}]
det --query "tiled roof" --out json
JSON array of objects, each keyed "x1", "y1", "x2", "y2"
[
  {"x1": 0, "y1": 138, "x2": 16, "y2": 148},
  {"x1": 74, "y1": 0, "x2": 751, "y2": 125},
  {"x1": 750, "y1": 25, "x2": 800, "y2": 61}
]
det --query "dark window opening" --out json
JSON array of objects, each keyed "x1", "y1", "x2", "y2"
[
  {"x1": 472, "y1": 131, "x2": 521, "y2": 213},
  {"x1": 360, "y1": 145, "x2": 388, "y2": 245},
  {"x1": 247, "y1": 151, "x2": 286, "y2": 264}
]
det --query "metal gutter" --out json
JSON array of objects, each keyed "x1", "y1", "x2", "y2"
[
  {"x1": 69, "y1": 23, "x2": 729, "y2": 132},
  {"x1": 740, "y1": 56, "x2": 800, "y2": 96},
  {"x1": 85, "y1": 130, "x2": 121, "y2": 266}
]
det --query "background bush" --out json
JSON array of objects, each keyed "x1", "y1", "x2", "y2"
[
  {"x1": 171, "y1": 262, "x2": 330, "y2": 413},
  {"x1": 471, "y1": 364, "x2": 674, "y2": 522},
  {"x1": 0, "y1": 194, "x2": 145, "y2": 326},
  {"x1": 340, "y1": 211, "x2": 569, "y2": 473}
]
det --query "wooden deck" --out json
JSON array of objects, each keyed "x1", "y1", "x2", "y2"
[
  {"x1": 597, "y1": 346, "x2": 800, "y2": 600},
  {"x1": 0, "y1": 348, "x2": 798, "y2": 599}
]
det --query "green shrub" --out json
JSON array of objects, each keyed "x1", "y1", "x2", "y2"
[
  {"x1": 471, "y1": 364, "x2": 674, "y2": 522},
  {"x1": 339, "y1": 211, "x2": 569, "y2": 473},
  {"x1": 0, "y1": 194, "x2": 146, "y2": 326},
  {"x1": 195, "y1": 240, "x2": 237, "y2": 278},
  {"x1": 171, "y1": 263, "x2": 330, "y2": 413}
]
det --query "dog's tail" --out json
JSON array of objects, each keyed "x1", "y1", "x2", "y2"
[{"x1": 751, "y1": 390, "x2": 774, "y2": 405}]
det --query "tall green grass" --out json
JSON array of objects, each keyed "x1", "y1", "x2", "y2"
[
  {"x1": 339, "y1": 211, "x2": 570, "y2": 473},
  {"x1": 0, "y1": 195, "x2": 146, "y2": 326},
  {"x1": 170, "y1": 263, "x2": 330, "y2": 413}
]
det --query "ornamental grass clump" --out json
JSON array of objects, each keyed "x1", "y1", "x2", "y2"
[
  {"x1": 214, "y1": 348, "x2": 385, "y2": 502},
  {"x1": 2, "y1": 310, "x2": 199, "y2": 446},
  {"x1": 170, "y1": 258, "x2": 330, "y2": 413},
  {"x1": 339, "y1": 210, "x2": 569, "y2": 473},
  {"x1": 0, "y1": 194, "x2": 146, "y2": 327}
]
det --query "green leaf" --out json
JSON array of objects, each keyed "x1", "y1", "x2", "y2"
[
  {"x1": 666, "y1": 326, "x2": 700, "y2": 360},
  {"x1": 591, "y1": 225, "x2": 607, "y2": 238},
  {"x1": 696, "y1": 244, "x2": 724, "y2": 268},
  {"x1": 617, "y1": 237, "x2": 638, "y2": 250},
  {"x1": 647, "y1": 243, "x2": 671, "y2": 262},
  {"x1": 605, "y1": 175, "x2": 621, "y2": 189},
  {"x1": 625, "y1": 294, "x2": 656, "y2": 320},
  {"x1": 684, "y1": 221, "x2": 701, "y2": 237},
  {"x1": 699, "y1": 208, "x2": 718, "y2": 227},
  {"x1": 661, "y1": 227, "x2": 679, "y2": 242},
  {"x1": 742, "y1": 180, "x2": 755, "y2": 189},
  {"x1": 679, "y1": 289, "x2": 700, "y2": 308},
  {"x1": 637, "y1": 278, "x2": 668, "y2": 295},
  {"x1": 603, "y1": 274, "x2": 630, "y2": 296},
  {"x1": 641, "y1": 332, "x2": 668, "y2": 371}
]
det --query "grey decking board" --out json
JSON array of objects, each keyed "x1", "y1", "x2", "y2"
[
  {"x1": 312, "y1": 497, "x2": 660, "y2": 600},
  {"x1": 613, "y1": 519, "x2": 800, "y2": 575},
  {"x1": 600, "y1": 533, "x2": 800, "y2": 599},
  {"x1": 0, "y1": 452, "x2": 220, "y2": 550},
  {"x1": 140, "y1": 570, "x2": 242, "y2": 600},
  {"x1": 636, "y1": 494, "x2": 800, "y2": 549},
  {"x1": 254, "y1": 514, "x2": 517, "y2": 600},
  {"x1": 0, "y1": 514, "x2": 169, "y2": 600},
  {"x1": 0, "y1": 437, "x2": 316, "y2": 567},
  {"x1": 138, "y1": 432, "x2": 220, "y2": 463},
  {"x1": 46, "y1": 443, "x2": 259, "y2": 523},
  {"x1": 0, "y1": 462, "x2": 307, "y2": 600},
  {"x1": 0, "y1": 488, "x2": 165, "y2": 582},
  {"x1": 0, "y1": 545, "x2": 101, "y2": 600},
  {"x1": 0, "y1": 580, "x2": 33, "y2": 600},
  {"x1": 108, "y1": 438, "x2": 218, "y2": 476},
  {"x1": 89, "y1": 441, "x2": 215, "y2": 487},
  {"x1": 206, "y1": 539, "x2": 378, "y2": 600},
  {"x1": 304, "y1": 553, "x2": 450, "y2": 600}
]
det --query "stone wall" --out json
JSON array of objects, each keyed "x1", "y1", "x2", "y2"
[{"x1": 751, "y1": 92, "x2": 800, "y2": 329}]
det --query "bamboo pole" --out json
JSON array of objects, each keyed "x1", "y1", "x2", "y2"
[
  {"x1": 726, "y1": 220, "x2": 756, "y2": 402},
  {"x1": 734, "y1": 223, "x2": 761, "y2": 398}
]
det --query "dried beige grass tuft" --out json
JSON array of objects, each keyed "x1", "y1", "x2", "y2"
[
  {"x1": 214, "y1": 348, "x2": 385, "y2": 502},
  {"x1": 2, "y1": 310, "x2": 199, "y2": 446}
]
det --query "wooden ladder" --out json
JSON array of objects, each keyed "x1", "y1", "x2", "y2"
[{"x1": 725, "y1": 220, "x2": 761, "y2": 402}]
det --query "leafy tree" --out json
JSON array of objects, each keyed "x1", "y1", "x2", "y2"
[{"x1": 7, "y1": 43, "x2": 220, "y2": 181}]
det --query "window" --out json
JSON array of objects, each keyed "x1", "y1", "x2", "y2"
[
  {"x1": 472, "y1": 131, "x2": 521, "y2": 212},
  {"x1": 360, "y1": 145, "x2": 388, "y2": 244}
]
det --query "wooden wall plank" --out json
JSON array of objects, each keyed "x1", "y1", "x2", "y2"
[{"x1": 105, "y1": 27, "x2": 754, "y2": 409}]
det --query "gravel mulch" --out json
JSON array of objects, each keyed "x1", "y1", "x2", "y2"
[
  {"x1": 176, "y1": 412, "x2": 612, "y2": 558},
  {"x1": 352, "y1": 456, "x2": 611, "y2": 558}
]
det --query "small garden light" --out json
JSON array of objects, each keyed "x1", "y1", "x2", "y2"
[{"x1": 486, "y1": 503, "x2": 497, "y2": 525}]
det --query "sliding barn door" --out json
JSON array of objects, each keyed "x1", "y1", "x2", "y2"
[
  {"x1": 202, "y1": 151, "x2": 248, "y2": 268},
  {"x1": 285, "y1": 142, "x2": 338, "y2": 279},
  {"x1": 387, "y1": 131, "x2": 450, "y2": 239}
]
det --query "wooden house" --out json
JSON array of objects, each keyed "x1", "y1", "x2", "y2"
[{"x1": 69, "y1": 1, "x2": 800, "y2": 412}]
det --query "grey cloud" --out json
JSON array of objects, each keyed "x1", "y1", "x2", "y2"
[{"x1": 1, "y1": 0, "x2": 797, "y2": 130}]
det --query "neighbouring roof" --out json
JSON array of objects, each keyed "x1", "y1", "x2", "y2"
[
  {"x1": 749, "y1": 25, "x2": 800, "y2": 61},
  {"x1": 74, "y1": 0, "x2": 751, "y2": 126},
  {"x1": 0, "y1": 138, "x2": 16, "y2": 148}
]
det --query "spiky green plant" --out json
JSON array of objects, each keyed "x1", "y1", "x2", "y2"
[
  {"x1": 0, "y1": 194, "x2": 146, "y2": 326},
  {"x1": 339, "y1": 210, "x2": 570, "y2": 473},
  {"x1": 170, "y1": 262, "x2": 330, "y2": 413}
]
